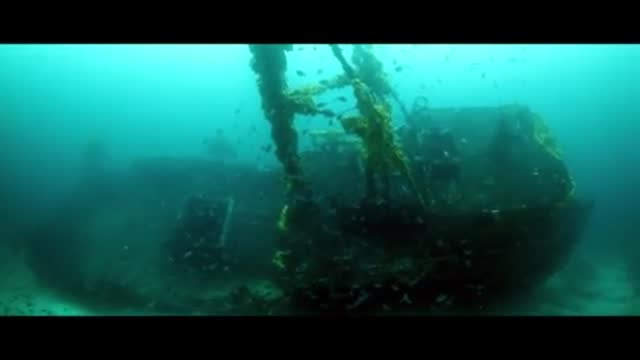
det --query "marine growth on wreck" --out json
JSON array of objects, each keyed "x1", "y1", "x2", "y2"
[
  {"x1": 7, "y1": 44, "x2": 596, "y2": 316},
  {"x1": 244, "y1": 44, "x2": 589, "y2": 314}
]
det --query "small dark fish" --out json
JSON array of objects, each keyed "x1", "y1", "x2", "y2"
[
  {"x1": 317, "y1": 102, "x2": 327, "y2": 108},
  {"x1": 316, "y1": 69, "x2": 323, "y2": 75},
  {"x1": 297, "y1": 46, "x2": 304, "y2": 51},
  {"x1": 481, "y1": 72, "x2": 486, "y2": 79},
  {"x1": 302, "y1": 129, "x2": 309, "y2": 136},
  {"x1": 336, "y1": 96, "x2": 347, "y2": 102},
  {"x1": 320, "y1": 109, "x2": 335, "y2": 117},
  {"x1": 319, "y1": 79, "x2": 329, "y2": 86},
  {"x1": 296, "y1": 70, "x2": 306, "y2": 77},
  {"x1": 234, "y1": 107, "x2": 241, "y2": 115},
  {"x1": 262, "y1": 144, "x2": 273, "y2": 153},
  {"x1": 394, "y1": 66, "x2": 403, "y2": 72},
  {"x1": 312, "y1": 46, "x2": 317, "y2": 51}
]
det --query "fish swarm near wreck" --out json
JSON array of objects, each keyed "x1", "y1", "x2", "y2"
[{"x1": 242, "y1": 44, "x2": 591, "y2": 315}]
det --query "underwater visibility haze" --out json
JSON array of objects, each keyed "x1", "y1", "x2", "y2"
[{"x1": 0, "y1": 44, "x2": 638, "y2": 315}]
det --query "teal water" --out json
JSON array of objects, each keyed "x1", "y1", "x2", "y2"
[{"x1": 0, "y1": 44, "x2": 638, "y2": 315}]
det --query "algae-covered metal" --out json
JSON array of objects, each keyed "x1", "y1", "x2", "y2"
[{"x1": 274, "y1": 104, "x2": 590, "y2": 314}]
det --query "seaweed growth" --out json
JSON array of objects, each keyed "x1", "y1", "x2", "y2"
[
  {"x1": 351, "y1": 45, "x2": 392, "y2": 99},
  {"x1": 532, "y1": 113, "x2": 562, "y2": 161},
  {"x1": 529, "y1": 113, "x2": 576, "y2": 204},
  {"x1": 352, "y1": 45, "x2": 411, "y2": 120},
  {"x1": 286, "y1": 74, "x2": 350, "y2": 116},
  {"x1": 249, "y1": 45, "x2": 348, "y2": 233},
  {"x1": 329, "y1": 44, "x2": 425, "y2": 208},
  {"x1": 248, "y1": 45, "x2": 314, "y2": 230}
]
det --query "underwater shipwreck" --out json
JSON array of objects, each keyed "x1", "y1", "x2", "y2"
[{"x1": 23, "y1": 44, "x2": 593, "y2": 315}]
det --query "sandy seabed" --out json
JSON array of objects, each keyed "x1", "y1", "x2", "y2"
[{"x1": 2, "y1": 250, "x2": 639, "y2": 316}]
